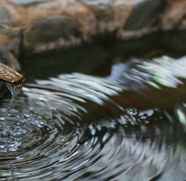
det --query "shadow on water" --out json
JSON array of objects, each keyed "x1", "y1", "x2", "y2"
[
  {"x1": 1, "y1": 52, "x2": 186, "y2": 180},
  {"x1": 21, "y1": 43, "x2": 112, "y2": 80}
]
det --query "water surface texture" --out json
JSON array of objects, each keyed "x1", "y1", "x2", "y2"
[{"x1": 0, "y1": 56, "x2": 186, "y2": 181}]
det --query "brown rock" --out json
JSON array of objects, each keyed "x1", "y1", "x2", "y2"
[
  {"x1": 161, "y1": 0, "x2": 186, "y2": 30},
  {"x1": 0, "y1": 0, "x2": 185, "y2": 59}
]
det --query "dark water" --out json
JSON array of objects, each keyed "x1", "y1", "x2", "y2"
[{"x1": 0, "y1": 55, "x2": 186, "y2": 181}]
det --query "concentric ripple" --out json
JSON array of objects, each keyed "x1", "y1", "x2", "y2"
[{"x1": 0, "y1": 73, "x2": 186, "y2": 181}]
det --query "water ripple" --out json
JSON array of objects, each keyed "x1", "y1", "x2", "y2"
[{"x1": 0, "y1": 62, "x2": 186, "y2": 180}]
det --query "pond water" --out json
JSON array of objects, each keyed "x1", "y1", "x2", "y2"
[{"x1": 0, "y1": 49, "x2": 186, "y2": 181}]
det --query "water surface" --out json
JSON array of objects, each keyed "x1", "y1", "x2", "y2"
[{"x1": 0, "y1": 56, "x2": 186, "y2": 180}]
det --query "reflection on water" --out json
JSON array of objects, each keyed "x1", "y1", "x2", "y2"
[{"x1": 0, "y1": 56, "x2": 186, "y2": 180}]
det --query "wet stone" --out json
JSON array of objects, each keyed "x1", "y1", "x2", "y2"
[
  {"x1": 80, "y1": 0, "x2": 113, "y2": 31},
  {"x1": 125, "y1": 0, "x2": 164, "y2": 30},
  {"x1": 24, "y1": 16, "x2": 81, "y2": 49}
]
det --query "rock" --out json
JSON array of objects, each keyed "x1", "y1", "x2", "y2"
[
  {"x1": 0, "y1": 0, "x2": 185, "y2": 54},
  {"x1": 24, "y1": 16, "x2": 82, "y2": 52},
  {"x1": 0, "y1": 25, "x2": 23, "y2": 96},
  {"x1": 161, "y1": 0, "x2": 186, "y2": 30},
  {"x1": 122, "y1": 0, "x2": 163, "y2": 30},
  {"x1": 0, "y1": 58, "x2": 24, "y2": 97}
]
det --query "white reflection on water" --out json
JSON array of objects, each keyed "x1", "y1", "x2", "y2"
[{"x1": 0, "y1": 56, "x2": 186, "y2": 180}]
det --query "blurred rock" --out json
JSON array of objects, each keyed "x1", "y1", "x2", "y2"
[{"x1": 0, "y1": 0, "x2": 185, "y2": 59}]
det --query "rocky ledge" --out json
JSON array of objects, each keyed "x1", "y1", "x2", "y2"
[{"x1": 0, "y1": 0, "x2": 185, "y2": 55}]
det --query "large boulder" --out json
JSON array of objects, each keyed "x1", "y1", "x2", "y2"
[{"x1": 0, "y1": 0, "x2": 185, "y2": 54}]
